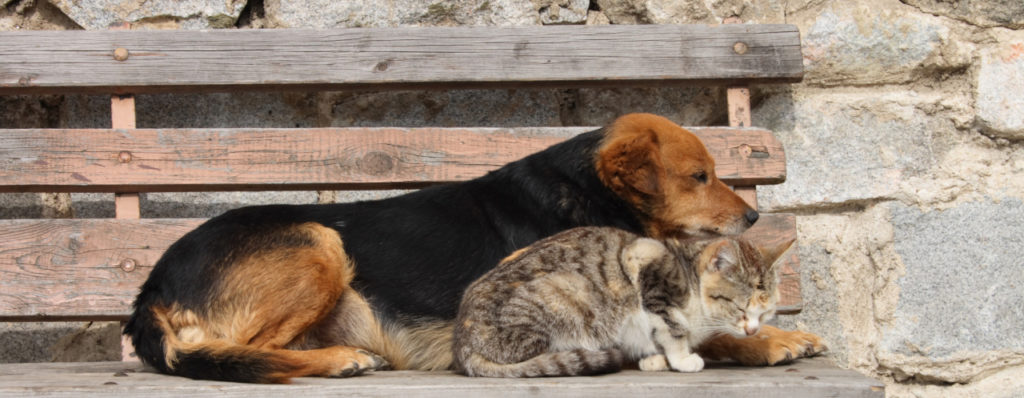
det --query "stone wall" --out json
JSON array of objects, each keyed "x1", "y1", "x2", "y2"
[{"x1": 2, "y1": 0, "x2": 1022, "y2": 396}]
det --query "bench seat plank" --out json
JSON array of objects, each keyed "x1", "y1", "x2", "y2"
[
  {"x1": 0, "y1": 358, "x2": 884, "y2": 397},
  {"x1": 0, "y1": 214, "x2": 799, "y2": 321},
  {"x1": 0, "y1": 24, "x2": 803, "y2": 95},
  {"x1": 0, "y1": 127, "x2": 786, "y2": 192}
]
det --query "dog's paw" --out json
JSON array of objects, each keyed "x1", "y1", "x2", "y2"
[
  {"x1": 327, "y1": 348, "x2": 390, "y2": 378},
  {"x1": 669, "y1": 353, "x2": 704, "y2": 373},
  {"x1": 700, "y1": 326, "x2": 827, "y2": 366},
  {"x1": 638, "y1": 354, "x2": 669, "y2": 371}
]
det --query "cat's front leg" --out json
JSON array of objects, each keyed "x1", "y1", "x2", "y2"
[
  {"x1": 660, "y1": 340, "x2": 703, "y2": 373},
  {"x1": 649, "y1": 317, "x2": 704, "y2": 373}
]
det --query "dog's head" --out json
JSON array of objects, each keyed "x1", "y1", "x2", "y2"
[{"x1": 595, "y1": 113, "x2": 758, "y2": 239}]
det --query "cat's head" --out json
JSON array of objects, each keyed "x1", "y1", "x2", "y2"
[{"x1": 690, "y1": 237, "x2": 794, "y2": 338}]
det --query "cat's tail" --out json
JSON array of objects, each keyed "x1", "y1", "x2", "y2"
[{"x1": 459, "y1": 348, "x2": 623, "y2": 378}]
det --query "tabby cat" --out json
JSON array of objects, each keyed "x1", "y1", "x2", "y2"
[{"x1": 452, "y1": 226, "x2": 793, "y2": 377}]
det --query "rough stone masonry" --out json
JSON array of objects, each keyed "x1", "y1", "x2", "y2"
[{"x1": 2, "y1": 0, "x2": 1023, "y2": 397}]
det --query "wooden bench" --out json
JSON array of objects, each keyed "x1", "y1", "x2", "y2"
[{"x1": 0, "y1": 24, "x2": 882, "y2": 396}]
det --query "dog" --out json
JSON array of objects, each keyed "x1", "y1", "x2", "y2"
[{"x1": 123, "y1": 113, "x2": 824, "y2": 383}]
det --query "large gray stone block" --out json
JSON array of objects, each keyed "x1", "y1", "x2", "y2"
[
  {"x1": 883, "y1": 198, "x2": 1024, "y2": 359},
  {"x1": 50, "y1": 0, "x2": 246, "y2": 30},
  {"x1": 754, "y1": 92, "x2": 949, "y2": 210},
  {"x1": 0, "y1": 323, "x2": 78, "y2": 363},
  {"x1": 592, "y1": 0, "x2": 786, "y2": 24},
  {"x1": 800, "y1": 6, "x2": 957, "y2": 86},
  {"x1": 536, "y1": 0, "x2": 589, "y2": 25},
  {"x1": 976, "y1": 41, "x2": 1024, "y2": 140},
  {"x1": 901, "y1": 0, "x2": 1024, "y2": 29},
  {"x1": 266, "y1": 0, "x2": 539, "y2": 28}
]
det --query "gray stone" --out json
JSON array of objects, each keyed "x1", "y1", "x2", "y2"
[
  {"x1": 535, "y1": 0, "x2": 589, "y2": 25},
  {"x1": 800, "y1": 7, "x2": 949, "y2": 86},
  {"x1": 50, "y1": 322, "x2": 121, "y2": 362},
  {"x1": 70, "y1": 193, "x2": 114, "y2": 219},
  {"x1": 901, "y1": 0, "x2": 1024, "y2": 29},
  {"x1": 593, "y1": 0, "x2": 786, "y2": 24},
  {"x1": 62, "y1": 95, "x2": 112, "y2": 129},
  {"x1": 62, "y1": 92, "x2": 324, "y2": 129},
  {"x1": 49, "y1": 0, "x2": 246, "y2": 30},
  {"x1": 324, "y1": 89, "x2": 564, "y2": 127},
  {"x1": 134, "y1": 93, "x2": 323, "y2": 128},
  {"x1": 0, "y1": 96, "x2": 64, "y2": 128},
  {"x1": 140, "y1": 192, "x2": 317, "y2": 218},
  {"x1": 0, "y1": 193, "x2": 44, "y2": 219},
  {"x1": 755, "y1": 92, "x2": 948, "y2": 210},
  {"x1": 0, "y1": 0, "x2": 80, "y2": 31},
  {"x1": 266, "y1": 0, "x2": 539, "y2": 28},
  {"x1": 976, "y1": 49, "x2": 1024, "y2": 140},
  {"x1": 771, "y1": 237, "x2": 848, "y2": 365},
  {"x1": 576, "y1": 87, "x2": 723, "y2": 127},
  {"x1": 0, "y1": 322, "x2": 79, "y2": 363},
  {"x1": 883, "y1": 198, "x2": 1024, "y2": 359}
]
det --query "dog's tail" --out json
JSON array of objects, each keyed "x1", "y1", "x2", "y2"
[
  {"x1": 458, "y1": 348, "x2": 623, "y2": 378},
  {"x1": 123, "y1": 305, "x2": 306, "y2": 384}
]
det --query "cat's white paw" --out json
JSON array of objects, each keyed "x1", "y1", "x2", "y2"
[
  {"x1": 639, "y1": 354, "x2": 669, "y2": 371},
  {"x1": 670, "y1": 353, "x2": 704, "y2": 373}
]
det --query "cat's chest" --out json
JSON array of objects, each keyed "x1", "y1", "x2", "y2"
[{"x1": 615, "y1": 309, "x2": 659, "y2": 358}]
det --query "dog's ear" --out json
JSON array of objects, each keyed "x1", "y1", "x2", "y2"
[{"x1": 597, "y1": 128, "x2": 662, "y2": 199}]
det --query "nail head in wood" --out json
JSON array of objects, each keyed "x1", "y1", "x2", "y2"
[
  {"x1": 113, "y1": 48, "x2": 130, "y2": 61},
  {"x1": 739, "y1": 144, "x2": 753, "y2": 157},
  {"x1": 118, "y1": 151, "x2": 132, "y2": 163},
  {"x1": 733, "y1": 42, "x2": 748, "y2": 55},
  {"x1": 119, "y1": 259, "x2": 137, "y2": 272}
]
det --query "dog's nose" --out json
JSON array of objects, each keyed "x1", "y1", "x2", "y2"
[{"x1": 744, "y1": 209, "x2": 759, "y2": 225}]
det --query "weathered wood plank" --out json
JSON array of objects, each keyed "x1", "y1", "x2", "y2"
[
  {"x1": 0, "y1": 214, "x2": 799, "y2": 320},
  {"x1": 0, "y1": 127, "x2": 786, "y2": 192},
  {"x1": 0, "y1": 24, "x2": 803, "y2": 95},
  {"x1": 0, "y1": 358, "x2": 883, "y2": 397},
  {"x1": 0, "y1": 219, "x2": 199, "y2": 321}
]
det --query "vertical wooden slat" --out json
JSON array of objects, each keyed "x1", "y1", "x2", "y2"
[
  {"x1": 723, "y1": 18, "x2": 758, "y2": 211},
  {"x1": 111, "y1": 95, "x2": 140, "y2": 219},
  {"x1": 727, "y1": 87, "x2": 758, "y2": 210},
  {"x1": 112, "y1": 94, "x2": 140, "y2": 362},
  {"x1": 109, "y1": 23, "x2": 141, "y2": 362},
  {"x1": 727, "y1": 87, "x2": 752, "y2": 128}
]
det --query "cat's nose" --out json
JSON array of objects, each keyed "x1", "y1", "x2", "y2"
[
  {"x1": 744, "y1": 209, "x2": 760, "y2": 226},
  {"x1": 744, "y1": 318, "x2": 760, "y2": 336}
]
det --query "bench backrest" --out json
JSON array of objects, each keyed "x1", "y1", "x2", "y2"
[{"x1": 0, "y1": 24, "x2": 803, "y2": 322}]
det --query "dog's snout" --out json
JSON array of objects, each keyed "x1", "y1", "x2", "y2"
[{"x1": 744, "y1": 209, "x2": 759, "y2": 226}]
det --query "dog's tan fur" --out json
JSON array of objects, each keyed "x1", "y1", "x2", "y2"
[{"x1": 597, "y1": 113, "x2": 754, "y2": 238}]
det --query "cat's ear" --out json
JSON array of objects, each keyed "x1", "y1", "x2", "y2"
[
  {"x1": 759, "y1": 239, "x2": 796, "y2": 271},
  {"x1": 622, "y1": 238, "x2": 669, "y2": 284},
  {"x1": 703, "y1": 239, "x2": 739, "y2": 274}
]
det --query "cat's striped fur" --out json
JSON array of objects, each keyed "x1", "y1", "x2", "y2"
[{"x1": 453, "y1": 226, "x2": 793, "y2": 377}]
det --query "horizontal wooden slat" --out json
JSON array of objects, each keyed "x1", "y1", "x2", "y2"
[
  {"x1": 0, "y1": 359, "x2": 885, "y2": 397},
  {"x1": 0, "y1": 214, "x2": 799, "y2": 320},
  {"x1": 0, "y1": 25, "x2": 803, "y2": 95},
  {"x1": 0, "y1": 127, "x2": 786, "y2": 193}
]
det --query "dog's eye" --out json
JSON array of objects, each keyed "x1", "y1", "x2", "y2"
[{"x1": 692, "y1": 171, "x2": 708, "y2": 184}]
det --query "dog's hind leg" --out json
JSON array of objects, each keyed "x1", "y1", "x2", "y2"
[{"x1": 162, "y1": 222, "x2": 388, "y2": 382}]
